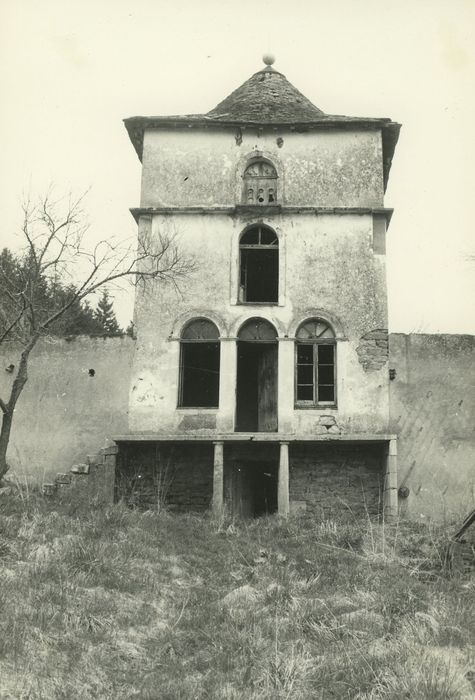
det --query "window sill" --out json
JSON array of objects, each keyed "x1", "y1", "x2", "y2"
[
  {"x1": 235, "y1": 204, "x2": 281, "y2": 213},
  {"x1": 236, "y1": 301, "x2": 280, "y2": 306},
  {"x1": 294, "y1": 404, "x2": 338, "y2": 410},
  {"x1": 176, "y1": 407, "x2": 219, "y2": 411}
]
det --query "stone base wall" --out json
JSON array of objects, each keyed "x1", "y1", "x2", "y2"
[
  {"x1": 289, "y1": 443, "x2": 384, "y2": 519},
  {"x1": 116, "y1": 441, "x2": 384, "y2": 519},
  {"x1": 116, "y1": 443, "x2": 213, "y2": 511}
]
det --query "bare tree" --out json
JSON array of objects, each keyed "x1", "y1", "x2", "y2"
[{"x1": 0, "y1": 190, "x2": 192, "y2": 480}]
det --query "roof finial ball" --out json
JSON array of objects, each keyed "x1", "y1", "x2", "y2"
[{"x1": 262, "y1": 53, "x2": 275, "y2": 67}]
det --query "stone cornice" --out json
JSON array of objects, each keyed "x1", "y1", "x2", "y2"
[
  {"x1": 113, "y1": 432, "x2": 397, "y2": 443},
  {"x1": 130, "y1": 206, "x2": 394, "y2": 225}
]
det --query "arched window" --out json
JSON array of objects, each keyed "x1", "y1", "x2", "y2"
[
  {"x1": 243, "y1": 160, "x2": 278, "y2": 205},
  {"x1": 238, "y1": 318, "x2": 278, "y2": 341},
  {"x1": 295, "y1": 318, "x2": 336, "y2": 406},
  {"x1": 179, "y1": 319, "x2": 220, "y2": 408},
  {"x1": 239, "y1": 225, "x2": 279, "y2": 303}
]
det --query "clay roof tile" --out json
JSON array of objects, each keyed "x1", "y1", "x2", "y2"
[{"x1": 206, "y1": 65, "x2": 326, "y2": 123}]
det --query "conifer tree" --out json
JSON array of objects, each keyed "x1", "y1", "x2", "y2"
[
  {"x1": 125, "y1": 321, "x2": 136, "y2": 338},
  {"x1": 94, "y1": 289, "x2": 122, "y2": 335}
]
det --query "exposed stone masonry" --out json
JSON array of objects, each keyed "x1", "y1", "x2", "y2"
[
  {"x1": 116, "y1": 443, "x2": 213, "y2": 511},
  {"x1": 313, "y1": 415, "x2": 342, "y2": 435},
  {"x1": 289, "y1": 444, "x2": 383, "y2": 519},
  {"x1": 356, "y1": 329, "x2": 389, "y2": 371}
]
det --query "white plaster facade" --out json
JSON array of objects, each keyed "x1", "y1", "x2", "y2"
[{"x1": 128, "y1": 129, "x2": 391, "y2": 438}]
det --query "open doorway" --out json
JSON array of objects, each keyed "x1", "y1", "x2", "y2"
[
  {"x1": 235, "y1": 318, "x2": 278, "y2": 432},
  {"x1": 226, "y1": 460, "x2": 278, "y2": 518}
]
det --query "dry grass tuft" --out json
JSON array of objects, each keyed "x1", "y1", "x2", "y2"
[{"x1": 0, "y1": 491, "x2": 473, "y2": 698}]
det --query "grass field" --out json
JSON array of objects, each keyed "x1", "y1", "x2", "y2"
[{"x1": 0, "y1": 492, "x2": 473, "y2": 699}]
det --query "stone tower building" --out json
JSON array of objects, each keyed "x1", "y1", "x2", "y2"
[{"x1": 119, "y1": 57, "x2": 401, "y2": 518}]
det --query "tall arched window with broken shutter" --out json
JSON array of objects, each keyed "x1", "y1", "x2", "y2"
[
  {"x1": 295, "y1": 318, "x2": 336, "y2": 406},
  {"x1": 179, "y1": 319, "x2": 220, "y2": 408},
  {"x1": 243, "y1": 160, "x2": 278, "y2": 205}
]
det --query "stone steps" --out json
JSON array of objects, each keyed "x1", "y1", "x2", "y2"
[{"x1": 41, "y1": 445, "x2": 118, "y2": 504}]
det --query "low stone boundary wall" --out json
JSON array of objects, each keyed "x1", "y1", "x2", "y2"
[{"x1": 0, "y1": 336, "x2": 134, "y2": 483}]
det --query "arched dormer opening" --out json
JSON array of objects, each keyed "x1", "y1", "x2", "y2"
[{"x1": 243, "y1": 159, "x2": 278, "y2": 205}]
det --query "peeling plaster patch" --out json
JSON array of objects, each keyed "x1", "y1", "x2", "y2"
[
  {"x1": 136, "y1": 392, "x2": 158, "y2": 404},
  {"x1": 319, "y1": 415, "x2": 336, "y2": 427},
  {"x1": 314, "y1": 416, "x2": 342, "y2": 434},
  {"x1": 132, "y1": 373, "x2": 158, "y2": 405},
  {"x1": 356, "y1": 329, "x2": 389, "y2": 371}
]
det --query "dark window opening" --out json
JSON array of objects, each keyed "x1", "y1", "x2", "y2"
[
  {"x1": 239, "y1": 226, "x2": 279, "y2": 303},
  {"x1": 295, "y1": 319, "x2": 336, "y2": 406},
  {"x1": 179, "y1": 319, "x2": 220, "y2": 408}
]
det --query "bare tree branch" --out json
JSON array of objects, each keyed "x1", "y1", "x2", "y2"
[
  {"x1": 0, "y1": 307, "x2": 27, "y2": 345},
  {"x1": 0, "y1": 188, "x2": 193, "y2": 479}
]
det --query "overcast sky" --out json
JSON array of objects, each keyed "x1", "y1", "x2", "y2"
[{"x1": 1, "y1": 0, "x2": 474, "y2": 333}]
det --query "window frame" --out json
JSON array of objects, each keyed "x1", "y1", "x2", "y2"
[
  {"x1": 237, "y1": 317, "x2": 278, "y2": 342},
  {"x1": 177, "y1": 319, "x2": 220, "y2": 409},
  {"x1": 238, "y1": 225, "x2": 279, "y2": 305},
  {"x1": 294, "y1": 320, "x2": 337, "y2": 408}
]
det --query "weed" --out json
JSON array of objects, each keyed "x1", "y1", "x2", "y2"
[{"x1": 0, "y1": 495, "x2": 472, "y2": 699}]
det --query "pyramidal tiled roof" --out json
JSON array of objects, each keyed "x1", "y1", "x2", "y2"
[
  {"x1": 124, "y1": 56, "x2": 401, "y2": 189},
  {"x1": 206, "y1": 63, "x2": 325, "y2": 123}
]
